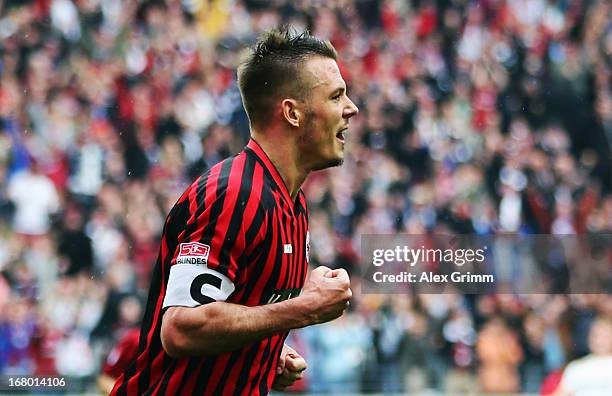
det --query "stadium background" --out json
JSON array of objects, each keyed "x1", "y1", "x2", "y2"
[{"x1": 0, "y1": 0, "x2": 611, "y2": 394}]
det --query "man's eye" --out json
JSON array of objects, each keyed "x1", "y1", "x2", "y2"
[{"x1": 332, "y1": 95, "x2": 341, "y2": 100}]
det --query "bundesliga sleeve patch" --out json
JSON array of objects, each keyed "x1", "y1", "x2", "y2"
[
  {"x1": 176, "y1": 242, "x2": 211, "y2": 265},
  {"x1": 163, "y1": 244, "x2": 235, "y2": 308}
]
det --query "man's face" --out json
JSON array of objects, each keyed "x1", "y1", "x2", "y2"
[{"x1": 297, "y1": 56, "x2": 359, "y2": 171}]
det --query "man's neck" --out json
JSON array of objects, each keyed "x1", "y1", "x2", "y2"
[{"x1": 251, "y1": 133, "x2": 309, "y2": 201}]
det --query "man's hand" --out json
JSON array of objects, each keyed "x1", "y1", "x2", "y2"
[
  {"x1": 272, "y1": 344, "x2": 307, "y2": 391},
  {"x1": 300, "y1": 266, "x2": 352, "y2": 325}
]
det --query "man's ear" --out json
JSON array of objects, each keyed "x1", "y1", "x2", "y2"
[{"x1": 281, "y1": 98, "x2": 302, "y2": 128}]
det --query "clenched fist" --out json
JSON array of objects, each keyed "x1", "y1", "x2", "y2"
[
  {"x1": 272, "y1": 344, "x2": 307, "y2": 391},
  {"x1": 299, "y1": 266, "x2": 352, "y2": 325}
]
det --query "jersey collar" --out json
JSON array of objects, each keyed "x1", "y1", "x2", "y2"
[{"x1": 246, "y1": 138, "x2": 296, "y2": 207}]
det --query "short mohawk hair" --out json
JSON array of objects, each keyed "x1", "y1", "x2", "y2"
[{"x1": 237, "y1": 26, "x2": 337, "y2": 129}]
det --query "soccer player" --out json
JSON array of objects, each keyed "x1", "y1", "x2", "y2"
[{"x1": 111, "y1": 26, "x2": 358, "y2": 396}]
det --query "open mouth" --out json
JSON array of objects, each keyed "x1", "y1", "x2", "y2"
[{"x1": 336, "y1": 129, "x2": 347, "y2": 143}]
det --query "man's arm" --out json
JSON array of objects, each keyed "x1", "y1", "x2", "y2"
[{"x1": 161, "y1": 267, "x2": 351, "y2": 357}]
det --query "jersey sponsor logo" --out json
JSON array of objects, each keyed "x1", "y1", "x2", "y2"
[
  {"x1": 177, "y1": 242, "x2": 210, "y2": 264},
  {"x1": 265, "y1": 288, "x2": 302, "y2": 305},
  {"x1": 283, "y1": 244, "x2": 292, "y2": 254}
]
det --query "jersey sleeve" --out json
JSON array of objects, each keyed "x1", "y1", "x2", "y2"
[{"x1": 162, "y1": 164, "x2": 266, "y2": 309}]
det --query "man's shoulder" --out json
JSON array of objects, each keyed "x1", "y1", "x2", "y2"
[
  {"x1": 187, "y1": 152, "x2": 247, "y2": 191},
  {"x1": 183, "y1": 150, "x2": 275, "y2": 209}
]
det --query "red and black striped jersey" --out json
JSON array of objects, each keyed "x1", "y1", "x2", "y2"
[{"x1": 111, "y1": 138, "x2": 310, "y2": 396}]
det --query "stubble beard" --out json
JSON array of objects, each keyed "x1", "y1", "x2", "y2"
[
  {"x1": 302, "y1": 131, "x2": 344, "y2": 171},
  {"x1": 311, "y1": 156, "x2": 344, "y2": 171},
  {"x1": 298, "y1": 107, "x2": 345, "y2": 171}
]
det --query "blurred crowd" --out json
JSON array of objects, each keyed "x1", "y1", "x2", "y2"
[{"x1": 0, "y1": 0, "x2": 611, "y2": 394}]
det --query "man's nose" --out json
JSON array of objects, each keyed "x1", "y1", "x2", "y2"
[{"x1": 344, "y1": 97, "x2": 359, "y2": 118}]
